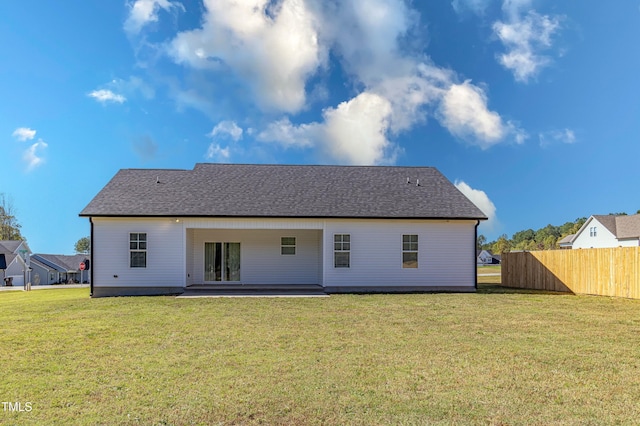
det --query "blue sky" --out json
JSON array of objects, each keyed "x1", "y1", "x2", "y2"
[{"x1": 2, "y1": 0, "x2": 639, "y2": 254}]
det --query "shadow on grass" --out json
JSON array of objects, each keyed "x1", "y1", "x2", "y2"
[{"x1": 477, "y1": 283, "x2": 571, "y2": 296}]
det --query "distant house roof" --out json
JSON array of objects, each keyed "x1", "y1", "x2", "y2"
[
  {"x1": 31, "y1": 254, "x2": 88, "y2": 272},
  {"x1": 615, "y1": 214, "x2": 640, "y2": 239},
  {"x1": 592, "y1": 214, "x2": 640, "y2": 239},
  {"x1": 558, "y1": 234, "x2": 576, "y2": 245},
  {"x1": 0, "y1": 241, "x2": 25, "y2": 254},
  {"x1": 80, "y1": 164, "x2": 488, "y2": 220}
]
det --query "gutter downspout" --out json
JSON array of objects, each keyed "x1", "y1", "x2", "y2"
[
  {"x1": 474, "y1": 220, "x2": 480, "y2": 291},
  {"x1": 90, "y1": 217, "x2": 94, "y2": 297}
]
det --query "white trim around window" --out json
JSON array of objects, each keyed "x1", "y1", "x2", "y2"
[
  {"x1": 281, "y1": 236, "x2": 296, "y2": 255},
  {"x1": 334, "y1": 234, "x2": 350, "y2": 268},
  {"x1": 402, "y1": 234, "x2": 418, "y2": 268},
  {"x1": 129, "y1": 232, "x2": 147, "y2": 268}
]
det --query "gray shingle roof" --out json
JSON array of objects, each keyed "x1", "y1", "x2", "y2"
[
  {"x1": 613, "y1": 214, "x2": 640, "y2": 239},
  {"x1": 592, "y1": 214, "x2": 640, "y2": 239},
  {"x1": 80, "y1": 164, "x2": 487, "y2": 220},
  {"x1": 0, "y1": 241, "x2": 23, "y2": 254},
  {"x1": 32, "y1": 254, "x2": 89, "y2": 272},
  {"x1": 558, "y1": 234, "x2": 576, "y2": 245}
]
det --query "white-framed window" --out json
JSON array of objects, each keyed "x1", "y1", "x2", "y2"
[
  {"x1": 402, "y1": 234, "x2": 418, "y2": 268},
  {"x1": 590, "y1": 227, "x2": 597, "y2": 237},
  {"x1": 334, "y1": 234, "x2": 350, "y2": 268},
  {"x1": 281, "y1": 237, "x2": 296, "y2": 255},
  {"x1": 130, "y1": 233, "x2": 147, "y2": 268}
]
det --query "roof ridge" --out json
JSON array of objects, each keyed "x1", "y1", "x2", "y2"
[{"x1": 194, "y1": 163, "x2": 437, "y2": 169}]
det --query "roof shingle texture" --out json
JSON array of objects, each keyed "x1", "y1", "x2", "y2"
[
  {"x1": 80, "y1": 164, "x2": 487, "y2": 220},
  {"x1": 614, "y1": 214, "x2": 640, "y2": 239},
  {"x1": 593, "y1": 214, "x2": 640, "y2": 239},
  {"x1": 32, "y1": 254, "x2": 89, "y2": 272}
]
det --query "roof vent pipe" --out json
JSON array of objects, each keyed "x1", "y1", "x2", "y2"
[
  {"x1": 416, "y1": 178, "x2": 420, "y2": 187},
  {"x1": 407, "y1": 177, "x2": 410, "y2": 184}
]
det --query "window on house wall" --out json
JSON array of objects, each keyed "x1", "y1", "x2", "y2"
[
  {"x1": 334, "y1": 234, "x2": 350, "y2": 268},
  {"x1": 281, "y1": 237, "x2": 296, "y2": 255},
  {"x1": 402, "y1": 234, "x2": 418, "y2": 268},
  {"x1": 590, "y1": 227, "x2": 597, "y2": 237},
  {"x1": 130, "y1": 233, "x2": 147, "y2": 268}
]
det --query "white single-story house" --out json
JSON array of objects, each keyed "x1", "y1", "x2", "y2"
[
  {"x1": 565, "y1": 214, "x2": 640, "y2": 249},
  {"x1": 477, "y1": 250, "x2": 500, "y2": 265},
  {"x1": 79, "y1": 164, "x2": 487, "y2": 297},
  {"x1": 0, "y1": 240, "x2": 32, "y2": 287},
  {"x1": 30, "y1": 254, "x2": 91, "y2": 285}
]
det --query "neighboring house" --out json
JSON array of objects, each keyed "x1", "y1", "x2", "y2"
[
  {"x1": 569, "y1": 214, "x2": 640, "y2": 249},
  {"x1": 79, "y1": 164, "x2": 487, "y2": 297},
  {"x1": 558, "y1": 234, "x2": 576, "y2": 249},
  {"x1": 477, "y1": 250, "x2": 500, "y2": 265},
  {"x1": 30, "y1": 254, "x2": 91, "y2": 285},
  {"x1": 0, "y1": 240, "x2": 32, "y2": 286}
]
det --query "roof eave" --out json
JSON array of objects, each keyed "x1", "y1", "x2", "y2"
[{"x1": 79, "y1": 213, "x2": 488, "y2": 221}]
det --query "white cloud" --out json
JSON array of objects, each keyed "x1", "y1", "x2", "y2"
[
  {"x1": 23, "y1": 139, "x2": 48, "y2": 171},
  {"x1": 455, "y1": 180, "x2": 498, "y2": 233},
  {"x1": 130, "y1": 0, "x2": 525, "y2": 163},
  {"x1": 539, "y1": 128, "x2": 576, "y2": 147},
  {"x1": 209, "y1": 121, "x2": 243, "y2": 142},
  {"x1": 205, "y1": 143, "x2": 230, "y2": 162},
  {"x1": 258, "y1": 118, "x2": 316, "y2": 149},
  {"x1": 493, "y1": 5, "x2": 562, "y2": 82},
  {"x1": 254, "y1": 1, "x2": 522, "y2": 163},
  {"x1": 320, "y1": 92, "x2": 395, "y2": 165},
  {"x1": 111, "y1": 76, "x2": 156, "y2": 100},
  {"x1": 124, "y1": 0, "x2": 184, "y2": 35},
  {"x1": 438, "y1": 81, "x2": 525, "y2": 147},
  {"x1": 168, "y1": 0, "x2": 323, "y2": 113},
  {"x1": 451, "y1": 0, "x2": 491, "y2": 15},
  {"x1": 88, "y1": 89, "x2": 127, "y2": 104},
  {"x1": 259, "y1": 92, "x2": 397, "y2": 165},
  {"x1": 12, "y1": 127, "x2": 36, "y2": 141}
]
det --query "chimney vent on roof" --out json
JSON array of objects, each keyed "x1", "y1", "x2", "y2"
[
  {"x1": 416, "y1": 178, "x2": 420, "y2": 187},
  {"x1": 406, "y1": 177, "x2": 410, "y2": 184},
  {"x1": 156, "y1": 176, "x2": 160, "y2": 184}
]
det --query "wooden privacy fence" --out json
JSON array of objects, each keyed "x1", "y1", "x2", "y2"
[{"x1": 501, "y1": 247, "x2": 640, "y2": 299}]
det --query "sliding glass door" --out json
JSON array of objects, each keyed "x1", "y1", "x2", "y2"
[{"x1": 205, "y1": 242, "x2": 240, "y2": 282}]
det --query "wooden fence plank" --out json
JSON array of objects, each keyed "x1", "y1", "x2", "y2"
[{"x1": 501, "y1": 247, "x2": 640, "y2": 299}]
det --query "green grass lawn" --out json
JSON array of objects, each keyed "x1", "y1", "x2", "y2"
[
  {"x1": 477, "y1": 264, "x2": 501, "y2": 274},
  {"x1": 1, "y1": 286, "x2": 639, "y2": 425}
]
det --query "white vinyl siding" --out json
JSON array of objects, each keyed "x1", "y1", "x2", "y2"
[
  {"x1": 323, "y1": 219, "x2": 476, "y2": 289},
  {"x1": 91, "y1": 217, "x2": 476, "y2": 291},
  {"x1": 189, "y1": 229, "x2": 321, "y2": 285},
  {"x1": 572, "y1": 217, "x2": 631, "y2": 249},
  {"x1": 92, "y1": 218, "x2": 185, "y2": 288}
]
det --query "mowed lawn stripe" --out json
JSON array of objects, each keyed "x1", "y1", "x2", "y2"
[{"x1": 1, "y1": 287, "x2": 639, "y2": 425}]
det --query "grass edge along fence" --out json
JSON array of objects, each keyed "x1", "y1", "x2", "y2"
[{"x1": 502, "y1": 247, "x2": 640, "y2": 299}]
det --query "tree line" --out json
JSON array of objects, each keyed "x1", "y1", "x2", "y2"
[
  {"x1": 480, "y1": 210, "x2": 640, "y2": 254},
  {"x1": 0, "y1": 193, "x2": 23, "y2": 240}
]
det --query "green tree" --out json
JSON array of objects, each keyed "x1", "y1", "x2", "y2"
[
  {"x1": 493, "y1": 234, "x2": 511, "y2": 254},
  {"x1": 0, "y1": 193, "x2": 23, "y2": 240},
  {"x1": 74, "y1": 236, "x2": 91, "y2": 254},
  {"x1": 477, "y1": 234, "x2": 487, "y2": 251},
  {"x1": 570, "y1": 218, "x2": 586, "y2": 234}
]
